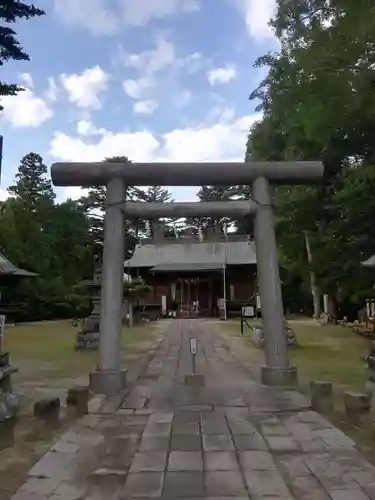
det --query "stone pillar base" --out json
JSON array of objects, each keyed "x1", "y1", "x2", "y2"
[
  {"x1": 89, "y1": 369, "x2": 127, "y2": 394},
  {"x1": 261, "y1": 365, "x2": 298, "y2": 387}
]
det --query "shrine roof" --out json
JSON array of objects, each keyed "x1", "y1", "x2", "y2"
[
  {"x1": 362, "y1": 254, "x2": 375, "y2": 267},
  {"x1": 124, "y1": 240, "x2": 256, "y2": 269},
  {"x1": 0, "y1": 253, "x2": 37, "y2": 276}
]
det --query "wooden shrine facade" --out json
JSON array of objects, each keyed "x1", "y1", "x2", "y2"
[{"x1": 124, "y1": 225, "x2": 257, "y2": 318}]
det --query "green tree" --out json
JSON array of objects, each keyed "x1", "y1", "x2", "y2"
[
  {"x1": 0, "y1": 152, "x2": 92, "y2": 321},
  {"x1": 133, "y1": 185, "x2": 174, "y2": 238},
  {"x1": 186, "y1": 185, "x2": 235, "y2": 234},
  {"x1": 0, "y1": 1, "x2": 45, "y2": 108},
  {"x1": 245, "y1": 0, "x2": 375, "y2": 317},
  {"x1": 8, "y1": 152, "x2": 55, "y2": 207}
]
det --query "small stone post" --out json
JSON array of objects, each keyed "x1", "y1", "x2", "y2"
[
  {"x1": 0, "y1": 352, "x2": 19, "y2": 450},
  {"x1": 310, "y1": 381, "x2": 333, "y2": 413},
  {"x1": 344, "y1": 391, "x2": 372, "y2": 424},
  {"x1": 67, "y1": 386, "x2": 90, "y2": 414}
]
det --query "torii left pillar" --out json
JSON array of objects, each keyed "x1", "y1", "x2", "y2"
[{"x1": 89, "y1": 177, "x2": 127, "y2": 394}]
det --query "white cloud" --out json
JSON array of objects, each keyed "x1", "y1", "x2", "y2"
[
  {"x1": 1, "y1": 88, "x2": 53, "y2": 128},
  {"x1": 207, "y1": 65, "x2": 237, "y2": 85},
  {"x1": 54, "y1": 0, "x2": 199, "y2": 35},
  {"x1": 121, "y1": 38, "x2": 208, "y2": 108},
  {"x1": 45, "y1": 77, "x2": 59, "y2": 101},
  {"x1": 19, "y1": 73, "x2": 34, "y2": 88},
  {"x1": 0, "y1": 189, "x2": 10, "y2": 202},
  {"x1": 50, "y1": 129, "x2": 160, "y2": 163},
  {"x1": 174, "y1": 90, "x2": 192, "y2": 107},
  {"x1": 121, "y1": 0, "x2": 199, "y2": 26},
  {"x1": 123, "y1": 78, "x2": 153, "y2": 100},
  {"x1": 60, "y1": 66, "x2": 109, "y2": 109},
  {"x1": 134, "y1": 100, "x2": 159, "y2": 114},
  {"x1": 121, "y1": 38, "x2": 177, "y2": 104},
  {"x1": 180, "y1": 52, "x2": 205, "y2": 73},
  {"x1": 233, "y1": 0, "x2": 277, "y2": 40},
  {"x1": 50, "y1": 111, "x2": 261, "y2": 166},
  {"x1": 77, "y1": 120, "x2": 107, "y2": 136},
  {"x1": 160, "y1": 113, "x2": 255, "y2": 162},
  {"x1": 54, "y1": 0, "x2": 119, "y2": 35},
  {"x1": 123, "y1": 38, "x2": 176, "y2": 74}
]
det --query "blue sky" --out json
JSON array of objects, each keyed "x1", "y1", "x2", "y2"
[{"x1": 1, "y1": 0, "x2": 278, "y2": 202}]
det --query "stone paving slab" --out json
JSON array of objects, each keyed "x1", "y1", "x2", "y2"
[{"x1": 10, "y1": 319, "x2": 375, "y2": 499}]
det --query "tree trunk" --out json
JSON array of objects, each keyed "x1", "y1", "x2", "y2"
[{"x1": 304, "y1": 231, "x2": 321, "y2": 318}]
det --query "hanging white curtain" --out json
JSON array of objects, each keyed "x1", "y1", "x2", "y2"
[{"x1": 171, "y1": 283, "x2": 176, "y2": 301}]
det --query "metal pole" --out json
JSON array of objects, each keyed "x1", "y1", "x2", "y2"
[
  {"x1": 252, "y1": 177, "x2": 296, "y2": 386},
  {"x1": 90, "y1": 177, "x2": 126, "y2": 393}
]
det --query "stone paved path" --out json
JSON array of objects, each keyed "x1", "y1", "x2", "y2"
[{"x1": 11, "y1": 320, "x2": 375, "y2": 499}]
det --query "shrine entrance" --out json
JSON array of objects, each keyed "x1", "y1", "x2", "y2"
[{"x1": 51, "y1": 160, "x2": 323, "y2": 393}]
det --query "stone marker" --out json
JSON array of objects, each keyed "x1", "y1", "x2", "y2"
[
  {"x1": 34, "y1": 397, "x2": 60, "y2": 421},
  {"x1": 310, "y1": 381, "x2": 333, "y2": 413},
  {"x1": 344, "y1": 391, "x2": 372, "y2": 424},
  {"x1": 0, "y1": 351, "x2": 19, "y2": 449},
  {"x1": 75, "y1": 269, "x2": 102, "y2": 350},
  {"x1": 67, "y1": 386, "x2": 90, "y2": 414}
]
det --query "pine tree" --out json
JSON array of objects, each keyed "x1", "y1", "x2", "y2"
[
  {"x1": 0, "y1": 1, "x2": 45, "y2": 108},
  {"x1": 8, "y1": 152, "x2": 55, "y2": 211}
]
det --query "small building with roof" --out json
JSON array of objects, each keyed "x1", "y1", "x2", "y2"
[{"x1": 124, "y1": 223, "x2": 257, "y2": 318}]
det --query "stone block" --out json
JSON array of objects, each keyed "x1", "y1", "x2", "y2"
[
  {"x1": 171, "y1": 434, "x2": 201, "y2": 451},
  {"x1": 238, "y1": 451, "x2": 276, "y2": 471},
  {"x1": 122, "y1": 472, "x2": 164, "y2": 497},
  {"x1": 232, "y1": 433, "x2": 268, "y2": 451},
  {"x1": 205, "y1": 470, "x2": 247, "y2": 496},
  {"x1": 203, "y1": 434, "x2": 235, "y2": 451},
  {"x1": 311, "y1": 380, "x2": 333, "y2": 413},
  {"x1": 344, "y1": 391, "x2": 372, "y2": 423},
  {"x1": 130, "y1": 452, "x2": 168, "y2": 472},
  {"x1": 34, "y1": 397, "x2": 60, "y2": 421},
  {"x1": 168, "y1": 451, "x2": 202, "y2": 471},
  {"x1": 204, "y1": 451, "x2": 239, "y2": 471},
  {"x1": 184, "y1": 373, "x2": 205, "y2": 386},
  {"x1": 67, "y1": 386, "x2": 90, "y2": 414},
  {"x1": 163, "y1": 471, "x2": 205, "y2": 497}
]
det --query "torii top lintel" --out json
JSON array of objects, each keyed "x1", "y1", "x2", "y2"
[{"x1": 51, "y1": 161, "x2": 324, "y2": 187}]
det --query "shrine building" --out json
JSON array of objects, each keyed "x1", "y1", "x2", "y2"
[{"x1": 124, "y1": 223, "x2": 257, "y2": 318}]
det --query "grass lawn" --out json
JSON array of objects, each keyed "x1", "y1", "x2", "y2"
[
  {"x1": 4, "y1": 320, "x2": 157, "y2": 382},
  {"x1": 223, "y1": 318, "x2": 370, "y2": 392}
]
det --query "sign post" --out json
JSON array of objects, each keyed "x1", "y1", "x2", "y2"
[
  {"x1": 190, "y1": 337, "x2": 197, "y2": 374},
  {"x1": 185, "y1": 337, "x2": 204, "y2": 386}
]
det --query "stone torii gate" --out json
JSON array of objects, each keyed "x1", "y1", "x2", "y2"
[{"x1": 51, "y1": 161, "x2": 323, "y2": 393}]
